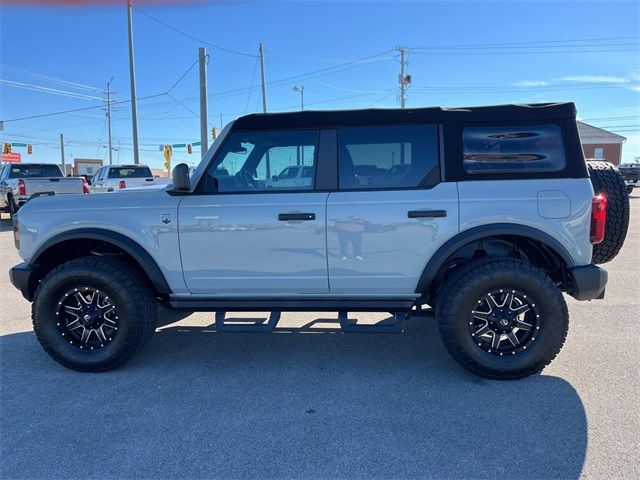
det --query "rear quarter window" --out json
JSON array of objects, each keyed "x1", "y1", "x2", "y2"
[{"x1": 463, "y1": 124, "x2": 566, "y2": 174}]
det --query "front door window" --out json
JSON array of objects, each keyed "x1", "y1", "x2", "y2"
[{"x1": 203, "y1": 130, "x2": 319, "y2": 193}]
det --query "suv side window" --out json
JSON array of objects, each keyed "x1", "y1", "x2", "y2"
[
  {"x1": 338, "y1": 125, "x2": 439, "y2": 189},
  {"x1": 203, "y1": 129, "x2": 319, "y2": 193},
  {"x1": 463, "y1": 124, "x2": 566, "y2": 174}
]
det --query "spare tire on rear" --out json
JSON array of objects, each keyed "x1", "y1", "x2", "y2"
[{"x1": 587, "y1": 161, "x2": 630, "y2": 264}]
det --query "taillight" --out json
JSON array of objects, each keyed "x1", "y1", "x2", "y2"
[
  {"x1": 17, "y1": 179, "x2": 26, "y2": 196},
  {"x1": 118, "y1": 180, "x2": 126, "y2": 189},
  {"x1": 82, "y1": 178, "x2": 90, "y2": 194},
  {"x1": 590, "y1": 194, "x2": 607, "y2": 244}
]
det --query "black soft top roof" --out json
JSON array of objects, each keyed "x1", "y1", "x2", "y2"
[{"x1": 233, "y1": 102, "x2": 577, "y2": 130}]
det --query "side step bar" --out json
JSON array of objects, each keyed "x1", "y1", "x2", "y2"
[{"x1": 213, "y1": 310, "x2": 409, "y2": 334}]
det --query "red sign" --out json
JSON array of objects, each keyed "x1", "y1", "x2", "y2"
[{"x1": 2, "y1": 152, "x2": 21, "y2": 163}]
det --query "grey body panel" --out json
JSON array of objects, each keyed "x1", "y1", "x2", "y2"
[
  {"x1": 457, "y1": 178, "x2": 594, "y2": 266},
  {"x1": 16, "y1": 190, "x2": 188, "y2": 295},
  {"x1": 178, "y1": 192, "x2": 330, "y2": 295},
  {"x1": 326, "y1": 183, "x2": 459, "y2": 294}
]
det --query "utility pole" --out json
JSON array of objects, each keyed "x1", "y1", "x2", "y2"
[
  {"x1": 397, "y1": 45, "x2": 410, "y2": 109},
  {"x1": 199, "y1": 47, "x2": 209, "y2": 157},
  {"x1": 59, "y1": 134, "x2": 66, "y2": 174},
  {"x1": 258, "y1": 42, "x2": 270, "y2": 177},
  {"x1": 127, "y1": 0, "x2": 140, "y2": 164},
  {"x1": 106, "y1": 78, "x2": 114, "y2": 165}
]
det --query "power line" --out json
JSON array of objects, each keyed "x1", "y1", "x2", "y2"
[
  {"x1": 411, "y1": 48, "x2": 638, "y2": 55},
  {"x1": 2, "y1": 58, "x2": 201, "y2": 124},
  {"x1": 244, "y1": 55, "x2": 260, "y2": 114},
  {"x1": 134, "y1": 7, "x2": 256, "y2": 57},
  {"x1": 0, "y1": 64, "x2": 104, "y2": 92},
  {"x1": 0, "y1": 79, "x2": 106, "y2": 101},
  {"x1": 410, "y1": 36, "x2": 639, "y2": 49}
]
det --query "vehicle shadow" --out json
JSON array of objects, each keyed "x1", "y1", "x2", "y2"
[{"x1": 0, "y1": 315, "x2": 587, "y2": 479}]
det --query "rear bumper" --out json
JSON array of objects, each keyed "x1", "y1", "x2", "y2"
[
  {"x1": 568, "y1": 265, "x2": 608, "y2": 301},
  {"x1": 9, "y1": 262, "x2": 37, "y2": 301}
]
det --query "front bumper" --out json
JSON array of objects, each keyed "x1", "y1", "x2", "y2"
[
  {"x1": 568, "y1": 265, "x2": 608, "y2": 301},
  {"x1": 9, "y1": 262, "x2": 37, "y2": 301}
]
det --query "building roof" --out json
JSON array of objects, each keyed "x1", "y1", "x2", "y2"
[
  {"x1": 233, "y1": 102, "x2": 578, "y2": 130},
  {"x1": 577, "y1": 121, "x2": 626, "y2": 143}
]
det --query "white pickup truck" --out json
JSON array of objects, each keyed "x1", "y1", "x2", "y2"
[
  {"x1": 0, "y1": 163, "x2": 87, "y2": 216},
  {"x1": 89, "y1": 165, "x2": 170, "y2": 192}
]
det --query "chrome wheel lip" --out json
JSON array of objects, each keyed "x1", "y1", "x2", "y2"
[
  {"x1": 56, "y1": 287, "x2": 119, "y2": 351},
  {"x1": 468, "y1": 288, "x2": 540, "y2": 356}
]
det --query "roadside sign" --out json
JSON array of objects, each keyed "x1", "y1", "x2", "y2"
[
  {"x1": 192, "y1": 141, "x2": 201, "y2": 146},
  {"x1": 2, "y1": 152, "x2": 21, "y2": 163},
  {"x1": 11, "y1": 142, "x2": 27, "y2": 147},
  {"x1": 172, "y1": 143, "x2": 186, "y2": 148}
]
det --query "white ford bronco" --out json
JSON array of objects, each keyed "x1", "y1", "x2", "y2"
[{"x1": 9, "y1": 103, "x2": 630, "y2": 379}]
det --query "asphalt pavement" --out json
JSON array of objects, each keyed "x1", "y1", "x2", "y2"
[{"x1": 1, "y1": 198, "x2": 638, "y2": 479}]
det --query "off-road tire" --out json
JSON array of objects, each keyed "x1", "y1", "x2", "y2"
[
  {"x1": 32, "y1": 256, "x2": 157, "y2": 372},
  {"x1": 436, "y1": 257, "x2": 568, "y2": 380},
  {"x1": 587, "y1": 161, "x2": 630, "y2": 264}
]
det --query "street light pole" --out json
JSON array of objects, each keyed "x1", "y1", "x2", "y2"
[
  {"x1": 106, "y1": 78, "x2": 114, "y2": 165},
  {"x1": 292, "y1": 85, "x2": 305, "y2": 165},
  {"x1": 293, "y1": 85, "x2": 304, "y2": 111},
  {"x1": 127, "y1": 0, "x2": 140, "y2": 164},
  {"x1": 199, "y1": 47, "x2": 209, "y2": 158}
]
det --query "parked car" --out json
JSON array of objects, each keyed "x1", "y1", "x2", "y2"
[
  {"x1": 265, "y1": 165, "x2": 314, "y2": 189},
  {"x1": 9, "y1": 102, "x2": 630, "y2": 379},
  {"x1": 618, "y1": 162, "x2": 640, "y2": 194},
  {"x1": 0, "y1": 163, "x2": 88, "y2": 216},
  {"x1": 89, "y1": 165, "x2": 168, "y2": 192}
]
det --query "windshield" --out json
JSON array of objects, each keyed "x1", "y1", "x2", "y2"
[
  {"x1": 8, "y1": 164, "x2": 63, "y2": 178},
  {"x1": 109, "y1": 167, "x2": 153, "y2": 178}
]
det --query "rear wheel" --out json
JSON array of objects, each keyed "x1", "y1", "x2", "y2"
[
  {"x1": 587, "y1": 161, "x2": 630, "y2": 264},
  {"x1": 436, "y1": 257, "x2": 568, "y2": 380},
  {"x1": 32, "y1": 256, "x2": 157, "y2": 372}
]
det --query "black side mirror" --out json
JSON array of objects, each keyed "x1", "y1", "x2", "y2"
[{"x1": 172, "y1": 163, "x2": 190, "y2": 191}]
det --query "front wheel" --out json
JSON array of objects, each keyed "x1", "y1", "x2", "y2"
[
  {"x1": 32, "y1": 256, "x2": 158, "y2": 372},
  {"x1": 436, "y1": 258, "x2": 568, "y2": 380}
]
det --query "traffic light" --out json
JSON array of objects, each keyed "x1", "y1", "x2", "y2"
[
  {"x1": 3, "y1": 143, "x2": 11, "y2": 154},
  {"x1": 163, "y1": 145, "x2": 172, "y2": 171},
  {"x1": 187, "y1": 144, "x2": 192, "y2": 154},
  {"x1": 211, "y1": 128, "x2": 217, "y2": 141},
  {"x1": 27, "y1": 144, "x2": 32, "y2": 155}
]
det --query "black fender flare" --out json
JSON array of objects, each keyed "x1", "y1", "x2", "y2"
[
  {"x1": 30, "y1": 228, "x2": 172, "y2": 294},
  {"x1": 415, "y1": 223, "x2": 576, "y2": 294}
]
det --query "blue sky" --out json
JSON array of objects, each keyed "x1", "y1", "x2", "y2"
[{"x1": 1, "y1": 0, "x2": 639, "y2": 169}]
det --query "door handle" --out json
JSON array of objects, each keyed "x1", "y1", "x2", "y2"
[
  {"x1": 408, "y1": 210, "x2": 447, "y2": 219},
  {"x1": 278, "y1": 213, "x2": 316, "y2": 221}
]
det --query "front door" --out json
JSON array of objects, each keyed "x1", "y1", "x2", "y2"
[{"x1": 178, "y1": 128, "x2": 329, "y2": 296}]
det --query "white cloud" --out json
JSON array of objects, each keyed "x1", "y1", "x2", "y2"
[
  {"x1": 562, "y1": 75, "x2": 630, "y2": 84},
  {"x1": 625, "y1": 85, "x2": 640, "y2": 92},
  {"x1": 513, "y1": 80, "x2": 549, "y2": 87}
]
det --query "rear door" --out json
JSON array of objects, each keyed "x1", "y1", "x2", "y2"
[{"x1": 326, "y1": 124, "x2": 459, "y2": 295}]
